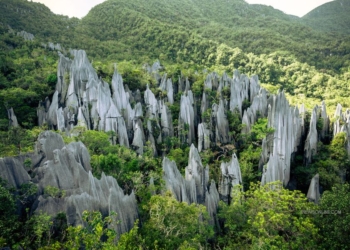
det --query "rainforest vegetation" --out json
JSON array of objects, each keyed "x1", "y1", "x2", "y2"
[{"x1": 0, "y1": 0, "x2": 350, "y2": 249}]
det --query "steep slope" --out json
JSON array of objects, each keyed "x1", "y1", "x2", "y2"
[
  {"x1": 0, "y1": 0, "x2": 79, "y2": 41},
  {"x1": 77, "y1": 0, "x2": 350, "y2": 72},
  {"x1": 302, "y1": 0, "x2": 350, "y2": 35}
]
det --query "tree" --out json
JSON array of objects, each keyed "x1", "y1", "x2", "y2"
[
  {"x1": 219, "y1": 182, "x2": 319, "y2": 249},
  {"x1": 0, "y1": 180, "x2": 19, "y2": 247},
  {"x1": 65, "y1": 211, "x2": 118, "y2": 250},
  {"x1": 316, "y1": 184, "x2": 350, "y2": 249},
  {"x1": 141, "y1": 192, "x2": 214, "y2": 249}
]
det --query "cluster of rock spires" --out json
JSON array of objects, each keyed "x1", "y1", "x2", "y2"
[
  {"x1": 29, "y1": 51, "x2": 333, "y2": 196},
  {"x1": 5, "y1": 49, "x2": 350, "y2": 236},
  {"x1": 162, "y1": 144, "x2": 221, "y2": 226},
  {"x1": 0, "y1": 131, "x2": 138, "y2": 236},
  {"x1": 333, "y1": 103, "x2": 350, "y2": 156}
]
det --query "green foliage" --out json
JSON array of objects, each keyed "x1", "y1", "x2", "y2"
[
  {"x1": 237, "y1": 118, "x2": 274, "y2": 190},
  {"x1": 117, "y1": 220, "x2": 144, "y2": 250},
  {"x1": 0, "y1": 180, "x2": 18, "y2": 247},
  {"x1": 141, "y1": 192, "x2": 214, "y2": 249},
  {"x1": 219, "y1": 182, "x2": 319, "y2": 249},
  {"x1": 249, "y1": 118, "x2": 274, "y2": 143},
  {"x1": 65, "y1": 211, "x2": 118, "y2": 250},
  {"x1": 44, "y1": 186, "x2": 66, "y2": 199},
  {"x1": 167, "y1": 146, "x2": 190, "y2": 173},
  {"x1": 316, "y1": 183, "x2": 350, "y2": 249},
  {"x1": 78, "y1": 130, "x2": 110, "y2": 155},
  {"x1": 17, "y1": 182, "x2": 37, "y2": 206},
  {"x1": 302, "y1": 0, "x2": 350, "y2": 35},
  {"x1": 21, "y1": 212, "x2": 53, "y2": 249},
  {"x1": 293, "y1": 132, "x2": 350, "y2": 192}
]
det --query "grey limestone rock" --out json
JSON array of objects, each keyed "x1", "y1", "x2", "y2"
[
  {"x1": 105, "y1": 101, "x2": 121, "y2": 132},
  {"x1": 57, "y1": 108, "x2": 65, "y2": 132},
  {"x1": 162, "y1": 144, "x2": 219, "y2": 226},
  {"x1": 198, "y1": 123, "x2": 210, "y2": 152},
  {"x1": 7, "y1": 108, "x2": 19, "y2": 127},
  {"x1": 249, "y1": 75, "x2": 261, "y2": 102},
  {"x1": 333, "y1": 103, "x2": 343, "y2": 137},
  {"x1": 48, "y1": 42, "x2": 62, "y2": 51},
  {"x1": 219, "y1": 154, "x2": 242, "y2": 203},
  {"x1": 200, "y1": 91, "x2": 209, "y2": 118},
  {"x1": 132, "y1": 119, "x2": 145, "y2": 155},
  {"x1": 0, "y1": 155, "x2": 32, "y2": 188},
  {"x1": 185, "y1": 144, "x2": 209, "y2": 204},
  {"x1": 111, "y1": 71, "x2": 132, "y2": 128},
  {"x1": 36, "y1": 131, "x2": 65, "y2": 161},
  {"x1": 144, "y1": 85, "x2": 159, "y2": 115},
  {"x1": 215, "y1": 99, "x2": 230, "y2": 144},
  {"x1": 17, "y1": 30, "x2": 34, "y2": 41},
  {"x1": 77, "y1": 107, "x2": 88, "y2": 129},
  {"x1": 56, "y1": 52, "x2": 71, "y2": 105},
  {"x1": 307, "y1": 174, "x2": 320, "y2": 204},
  {"x1": 117, "y1": 117, "x2": 130, "y2": 148},
  {"x1": 179, "y1": 92, "x2": 195, "y2": 144},
  {"x1": 162, "y1": 157, "x2": 193, "y2": 204},
  {"x1": 205, "y1": 180, "x2": 220, "y2": 226},
  {"x1": 66, "y1": 141, "x2": 91, "y2": 172},
  {"x1": 320, "y1": 101, "x2": 329, "y2": 140},
  {"x1": 31, "y1": 132, "x2": 138, "y2": 236},
  {"x1": 304, "y1": 107, "x2": 318, "y2": 164},
  {"x1": 159, "y1": 74, "x2": 174, "y2": 105},
  {"x1": 230, "y1": 73, "x2": 249, "y2": 116},
  {"x1": 47, "y1": 91, "x2": 59, "y2": 128},
  {"x1": 133, "y1": 102, "x2": 143, "y2": 119},
  {"x1": 340, "y1": 119, "x2": 350, "y2": 157},
  {"x1": 160, "y1": 102, "x2": 174, "y2": 138},
  {"x1": 261, "y1": 91, "x2": 303, "y2": 186},
  {"x1": 242, "y1": 88, "x2": 268, "y2": 134}
]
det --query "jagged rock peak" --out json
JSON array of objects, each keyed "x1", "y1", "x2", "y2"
[
  {"x1": 307, "y1": 174, "x2": 320, "y2": 204},
  {"x1": 31, "y1": 131, "x2": 138, "y2": 236},
  {"x1": 162, "y1": 146, "x2": 219, "y2": 225},
  {"x1": 179, "y1": 92, "x2": 195, "y2": 144},
  {"x1": 185, "y1": 144, "x2": 209, "y2": 204},
  {"x1": 7, "y1": 108, "x2": 19, "y2": 127},
  {"x1": 304, "y1": 106, "x2": 318, "y2": 164},
  {"x1": 261, "y1": 91, "x2": 303, "y2": 186},
  {"x1": 219, "y1": 154, "x2": 243, "y2": 203},
  {"x1": 320, "y1": 101, "x2": 330, "y2": 140}
]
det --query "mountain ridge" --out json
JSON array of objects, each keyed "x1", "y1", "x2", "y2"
[{"x1": 302, "y1": 0, "x2": 350, "y2": 35}]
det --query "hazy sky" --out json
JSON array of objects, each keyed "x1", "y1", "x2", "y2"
[
  {"x1": 33, "y1": 0, "x2": 333, "y2": 18},
  {"x1": 245, "y1": 0, "x2": 334, "y2": 17}
]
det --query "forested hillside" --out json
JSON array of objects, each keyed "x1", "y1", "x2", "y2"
[
  {"x1": 302, "y1": 0, "x2": 350, "y2": 35},
  {"x1": 78, "y1": 0, "x2": 350, "y2": 72},
  {"x1": 0, "y1": 0, "x2": 350, "y2": 249}
]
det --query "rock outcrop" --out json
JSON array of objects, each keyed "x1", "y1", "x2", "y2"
[
  {"x1": 307, "y1": 174, "x2": 320, "y2": 204},
  {"x1": 1, "y1": 131, "x2": 138, "y2": 236},
  {"x1": 34, "y1": 49, "x2": 350, "y2": 200},
  {"x1": 304, "y1": 106, "x2": 318, "y2": 164},
  {"x1": 219, "y1": 154, "x2": 243, "y2": 203},
  {"x1": 7, "y1": 108, "x2": 19, "y2": 127},
  {"x1": 17, "y1": 30, "x2": 34, "y2": 41},
  {"x1": 162, "y1": 144, "x2": 219, "y2": 225},
  {"x1": 261, "y1": 91, "x2": 303, "y2": 186}
]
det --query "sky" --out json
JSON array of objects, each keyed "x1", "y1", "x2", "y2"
[
  {"x1": 32, "y1": 0, "x2": 334, "y2": 19},
  {"x1": 245, "y1": 0, "x2": 334, "y2": 17}
]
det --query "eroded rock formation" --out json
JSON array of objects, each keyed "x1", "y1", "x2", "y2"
[
  {"x1": 307, "y1": 174, "x2": 320, "y2": 204},
  {"x1": 1, "y1": 131, "x2": 138, "y2": 236},
  {"x1": 163, "y1": 144, "x2": 219, "y2": 225},
  {"x1": 219, "y1": 153, "x2": 243, "y2": 203}
]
